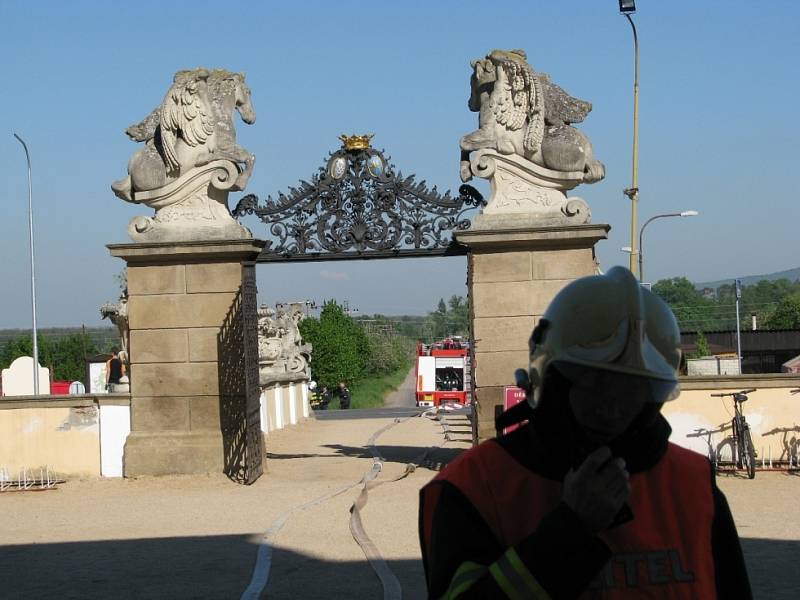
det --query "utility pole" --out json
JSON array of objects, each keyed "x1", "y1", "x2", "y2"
[
  {"x1": 735, "y1": 279, "x2": 743, "y2": 374},
  {"x1": 14, "y1": 133, "x2": 40, "y2": 395},
  {"x1": 620, "y1": 2, "x2": 641, "y2": 278}
]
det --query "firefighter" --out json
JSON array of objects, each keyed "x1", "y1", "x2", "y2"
[
  {"x1": 419, "y1": 267, "x2": 751, "y2": 599},
  {"x1": 338, "y1": 381, "x2": 352, "y2": 409}
]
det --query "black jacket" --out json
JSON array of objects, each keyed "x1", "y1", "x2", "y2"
[{"x1": 421, "y1": 390, "x2": 752, "y2": 599}]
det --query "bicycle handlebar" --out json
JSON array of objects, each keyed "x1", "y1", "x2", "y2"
[{"x1": 710, "y1": 388, "x2": 757, "y2": 397}]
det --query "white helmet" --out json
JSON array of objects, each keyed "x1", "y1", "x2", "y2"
[{"x1": 527, "y1": 266, "x2": 682, "y2": 407}]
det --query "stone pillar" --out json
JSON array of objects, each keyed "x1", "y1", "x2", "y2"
[
  {"x1": 456, "y1": 224, "x2": 609, "y2": 443},
  {"x1": 108, "y1": 240, "x2": 265, "y2": 476}
]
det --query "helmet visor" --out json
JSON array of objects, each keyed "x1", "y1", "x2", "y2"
[{"x1": 553, "y1": 361, "x2": 680, "y2": 404}]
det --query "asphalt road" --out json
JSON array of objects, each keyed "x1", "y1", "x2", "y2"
[
  {"x1": 314, "y1": 367, "x2": 418, "y2": 420},
  {"x1": 313, "y1": 406, "x2": 423, "y2": 420}
]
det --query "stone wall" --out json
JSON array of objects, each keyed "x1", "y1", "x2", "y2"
[
  {"x1": 686, "y1": 357, "x2": 740, "y2": 376},
  {"x1": 109, "y1": 240, "x2": 265, "y2": 477},
  {"x1": 664, "y1": 374, "x2": 800, "y2": 464},
  {"x1": 0, "y1": 394, "x2": 130, "y2": 477},
  {"x1": 127, "y1": 260, "x2": 241, "y2": 436},
  {"x1": 458, "y1": 225, "x2": 608, "y2": 442}
]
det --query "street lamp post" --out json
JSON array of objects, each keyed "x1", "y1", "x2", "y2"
[
  {"x1": 13, "y1": 133, "x2": 40, "y2": 395},
  {"x1": 619, "y1": 0, "x2": 640, "y2": 278},
  {"x1": 638, "y1": 211, "x2": 699, "y2": 283}
]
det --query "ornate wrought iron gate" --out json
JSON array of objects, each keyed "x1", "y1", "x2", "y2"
[
  {"x1": 219, "y1": 262, "x2": 264, "y2": 484},
  {"x1": 233, "y1": 135, "x2": 484, "y2": 262},
  {"x1": 226, "y1": 136, "x2": 484, "y2": 480}
]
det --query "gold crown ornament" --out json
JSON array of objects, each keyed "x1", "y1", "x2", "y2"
[{"x1": 339, "y1": 134, "x2": 374, "y2": 150}]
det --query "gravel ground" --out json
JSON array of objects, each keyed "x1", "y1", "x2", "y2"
[
  {"x1": 716, "y1": 470, "x2": 800, "y2": 599},
  {"x1": 0, "y1": 413, "x2": 796, "y2": 599}
]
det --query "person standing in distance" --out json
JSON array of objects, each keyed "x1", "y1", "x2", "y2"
[
  {"x1": 338, "y1": 382, "x2": 352, "y2": 410},
  {"x1": 419, "y1": 267, "x2": 751, "y2": 599},
  {"x1": 106, "y1": 347, "x2": 126, "y2": 393}
]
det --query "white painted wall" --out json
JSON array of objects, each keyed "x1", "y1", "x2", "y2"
[
  {"x1": 687, "y1": 357, "x2": 740, "y2": 376},
  {"x1": 1, "y1": 356, "x2": 50, "y2": 396},
  {"x1": 259, "y1": 390, "x2": 269, "y2": 433},
  {"x1": 258, "y1": 381, "x2": 312, "y2": 434},
  {"x1": 99, "y1": 405, "x2": 131, "y2": 477},
  {"x1": 288, "y1": 384, "x2": 297, "y2": 425},
  {"x1": 274, "y1": 385, "x2": 283, "y2": 430}
]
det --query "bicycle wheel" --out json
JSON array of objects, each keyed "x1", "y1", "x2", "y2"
[{"x1": 742, "y1": 427, "x2": 756, "y2": 479}]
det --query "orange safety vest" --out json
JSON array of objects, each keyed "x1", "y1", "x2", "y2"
[{"x1": 422, "y1": 441, "x2": 717, "y2": 599}]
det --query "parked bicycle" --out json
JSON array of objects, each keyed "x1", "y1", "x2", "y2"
[{"x1": 710, "y1": 388, "x2": 757, "y2": 479}]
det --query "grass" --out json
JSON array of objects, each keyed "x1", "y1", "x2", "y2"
[{"x1": 344, "y1": 361, "x2": 413, "y2": 410}]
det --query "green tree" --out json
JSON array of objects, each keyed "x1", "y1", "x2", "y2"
[
  {"x1": 447, "y1": 295, "x2": 470, "y2": 337},
  {"x1": 652, "y1": 276, "x2": 800, "y2": 332},
  {"x1": 299, "y1": 301, "x2": 369, "y2": 388},
  {"x1": 364, "y1": 331, "x2": 413, "y2": 376},
  {"x1": 691, "y1": 331, "x2": 710, "y2": 358},
  {"x1": 0, "y1": 334, "x2": 53, "y2": 372},
  {"x1": 50, "y1": 334, "x2": 99, "y2": 381},
  {"x1": 0, "y1": 332, "x2": 97, "y2": 382},
  {"x1": 652, "y1": 277, "x2": 701, "y2": 305},
  {"x1": 652, "y1": 277, "x2": 712, "y2": 330},
  {"x1": 116, "y1": 268, "x2": 128, "y2": 293},
  {"x1": 432, "y1": 298, "x2": 448, "y2": 340},
  {"x1": 763, "y1": 294, "x2": 800, "y2": 329},
  {"x1": 422, "y1": 296, "x2": 470, "y2": 341}
]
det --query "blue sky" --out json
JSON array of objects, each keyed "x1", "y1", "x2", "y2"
[{"x1": 1, "y1": 1, "x2": 798, "y2": 328}]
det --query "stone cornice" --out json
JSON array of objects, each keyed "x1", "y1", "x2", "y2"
[
  {"x1": 107, "y1": 239, "x2": 267, "y2": 264},
  {"x1": 456, "y1": 223, "x2": 610, "y2": 251},
  {"x1": 0, "y1": 393, "x2": 131, "y2": 410}
]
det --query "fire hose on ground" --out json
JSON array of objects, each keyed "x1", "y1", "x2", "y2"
[{"x1": 240, "y1": 406, "x2": 458, "y2": 600}]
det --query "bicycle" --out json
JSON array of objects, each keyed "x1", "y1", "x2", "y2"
[{"x1": 710, "y1": 388, "x2": 757, "y2": 479}]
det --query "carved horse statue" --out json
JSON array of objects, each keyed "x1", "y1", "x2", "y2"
[{"x1": 112, "y1": 68, "x2": 256, "y2": 201}]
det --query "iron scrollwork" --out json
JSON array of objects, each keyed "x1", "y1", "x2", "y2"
[{"x1": 232, "y1": 137, "x2": 484, "y2": 260}]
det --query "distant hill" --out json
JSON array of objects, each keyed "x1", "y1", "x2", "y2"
[{"x1": 695, "y1": 267, "x2": 800, "y2": 290}]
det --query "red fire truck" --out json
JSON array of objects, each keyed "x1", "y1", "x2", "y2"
[{"x1": 415, "y1": 337, "x2": 471, "y2": 408}]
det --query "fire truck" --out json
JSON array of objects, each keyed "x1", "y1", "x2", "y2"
[{"x1": 415, "y1": 337, "x2": 471, "y2": 408}]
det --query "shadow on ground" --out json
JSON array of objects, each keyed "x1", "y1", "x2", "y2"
[
  {"x1": 740, "y1": 538, "x2": 800, "y2": 599},
  {"x1": 0, "y1": 534, "x2": 426, "y2": 599},
  {"x1": 267, "y1": 443, "x2": 466, "y2": 471},
  {"x1": 0, "y1": 534, "x2": 796, "y2": 598}
]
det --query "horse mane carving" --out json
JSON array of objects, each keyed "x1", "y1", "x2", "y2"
[
  {"x1": 159, "y1": 70, "x2": 215, "y2": 175},
  {"x1": 110, "y1": 67, "x2": 256, "y2": 243},
  {"x1": 460, "y1": 49, "x2": 604, "y2": 184}
]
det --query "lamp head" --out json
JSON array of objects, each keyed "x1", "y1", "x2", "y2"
[
  {"x1": 619, "y1": 0, "x2": 636, "y2": 14},
  {"x1": 680, "y1": 210, "x2": 699, "y2": 217}
]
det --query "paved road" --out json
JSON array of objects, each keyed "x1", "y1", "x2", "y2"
[
  {"x1": 315, "y1": 366, "x2": 417, "y2": 420},
  {"x1": 2, "y1": 408, "x2": 795, "y2": 598},
  {"x1": 313, "y1": 406, "x2": 423, "y2": 420},
  {"x1": 384, "y1": 366, "x2": 416, "y2": 408},
  {"x1": 1, "y1": 412, "x2": 464, "y2": 600}
]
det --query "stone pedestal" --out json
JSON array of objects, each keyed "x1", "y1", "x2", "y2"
[
  {"x1": 456, "y1": 223, "x2": 609, "y2": 443},
  {"x1": 108, "y1": 239, "x2": 265, "y2": 476}
]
